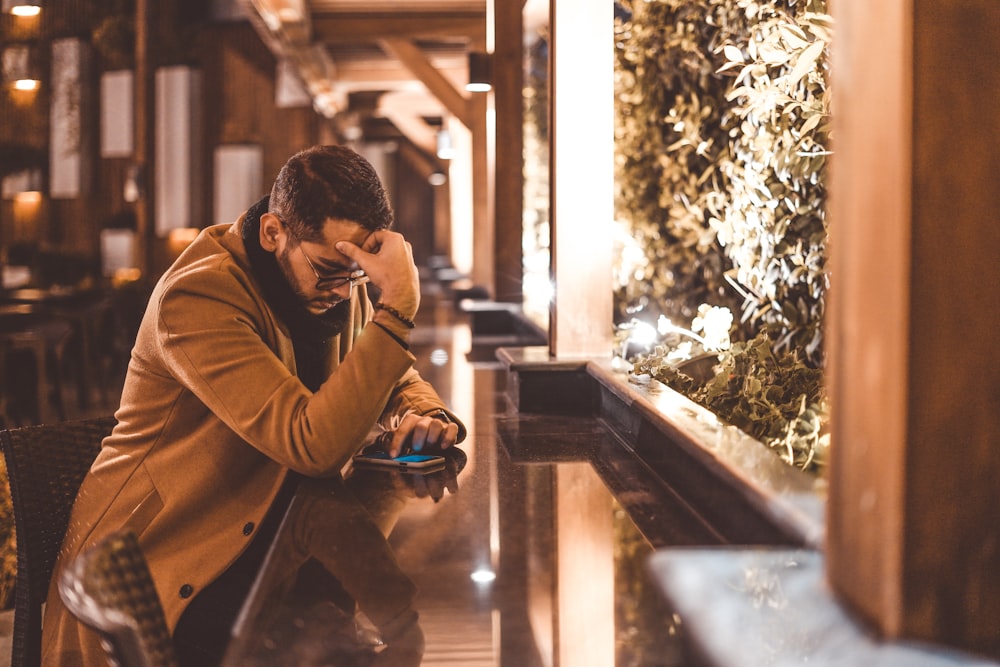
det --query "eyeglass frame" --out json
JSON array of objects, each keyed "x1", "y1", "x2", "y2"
[
  {"x1": 298, "y1": 243, "x2": 369, "y2": 291},
  {"x1": 283, "y1": 223, "x2": 370, "y2": 292}
]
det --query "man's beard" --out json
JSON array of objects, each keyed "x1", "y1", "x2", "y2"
[
  {"x1": 275, "y1": 245, "x2": 352, "y2": 328},
  {"x1": 239, "y1": 195, "x2": 351, "y2": 346}
]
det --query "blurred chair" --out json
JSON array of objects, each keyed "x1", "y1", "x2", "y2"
[
  {"x1": 44, "y1": 291, "x2": 117, "y2": 411},
  {"x1": 0, "y1": 415, "x2": 117, "y2": 667},
  {"x1": 58, "y1": 529, "x2": 178, "y2": 667},
  {"x1": 0, "y1": 306, "x2": 74, "y2": 426}
]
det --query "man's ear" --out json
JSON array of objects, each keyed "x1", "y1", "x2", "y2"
[{"x1": 259, "y1": 212, "x2": 283, "y2": 252}]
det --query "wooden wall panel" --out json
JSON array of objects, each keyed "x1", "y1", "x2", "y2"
[
  {"x1": 1, "y1": 5, "x2": 320, "y2": 282},
  {"x1": 199, "y1": 21, "x2": 318, "y2": 209},
  {"x1": 0, "y1": 0, "x2": 122, "y2": 271}
]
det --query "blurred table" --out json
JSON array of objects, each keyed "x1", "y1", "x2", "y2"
[
  {"x1": 0, "y1": 286, "x2": 89, "y2": 305},
  {"x1": 1, "y1": 286, "x2": 117, "y2": 412},
  {"x1": 0, "y1": 304, "x2": 74, "y2": 425}
]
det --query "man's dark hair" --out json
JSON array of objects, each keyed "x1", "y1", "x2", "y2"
[{"x1": 269, "y1": 145, "x2": 394, "y2": 242}]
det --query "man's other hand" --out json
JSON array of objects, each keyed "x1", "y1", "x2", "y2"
[{"x1": 387, "y1": 412, "x2": 459, "y2": 457}]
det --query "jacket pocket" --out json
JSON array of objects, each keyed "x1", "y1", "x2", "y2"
[{"x1": 122, "y1": 476, "x2": 164, "y2": 537}]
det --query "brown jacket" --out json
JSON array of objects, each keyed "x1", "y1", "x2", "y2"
[{"x1": 41, "y1": 218, "x2": 457, "y2": 666}]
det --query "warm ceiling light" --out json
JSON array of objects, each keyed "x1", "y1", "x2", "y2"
[
  {"x1": 2, "y1": 168, "x2": 43, "y2": 199},
  {"x1": 277, "y1": 7, "x2": 303, "y2": 23},
  {"x1": 312, "y1": 90, "x2": 343, "y2": 118},
  {"x1": 436, "y1": 129, "x2": 456, "y2": 160},
  {"x1": 167, "y1": 227, "x2": 200, "y2": 256},
  {"x1": 3, "y1": 44, "x2": 42, "y2": 90},
  {"x1": 465, "y1": 52, "x2": 493, "y2": 93},
  {"x1": 2, "y1": 0, "x2": 40, "y2": 16},
  {"x1": 14, "y1": 190, "x2": 42, "y2": 204}
]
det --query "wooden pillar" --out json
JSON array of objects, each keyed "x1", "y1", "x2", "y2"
[
  {"x1": 467, "y1": 19, "x2": 493, "y2": 298},
  {"x1": 134, "y1": 0, "x2": 156, "y2": 280},
  {"x1": 826, "y1": 0, "x2": 1000, "y2": 655},
  {"x1": 469, "y1": 90, "x2": 494, "y2": 296},
  {"x1": 433, "y1": 174, "x2": 452, "y2": 258},
  {"x1": 492, "y1": 0, "x2": 524, "y2": 304},
  {"x1": 548, "y1": 0, "x2": 614, "y2": 358}
]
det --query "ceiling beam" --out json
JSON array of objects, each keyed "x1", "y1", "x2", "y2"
[
  {"x1": 378, "y1": 93, "x2": 438, "y2": 156},
  {"x1": 379, "y1": 112, "x2": 436, "y2": 156},
  {"x1": 378, "y1": 37, "x2": 470, "y2": 128},
  {"x1": 398, "y1": 140, "x2": 442, "y2": 181},
  {"x1": 328, "y1": 65, "x2": 464, "y2": 97},
  {"x1": 312, "y1": 13, "x2": 485, "y2": 41},
  {"x1": 246, "y1": 0, "x2": 313, "y2": 46}
]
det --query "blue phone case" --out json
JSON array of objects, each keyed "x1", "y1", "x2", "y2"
[{"x1": 353, "y1": 450, "x2": 446, "y2": 469}]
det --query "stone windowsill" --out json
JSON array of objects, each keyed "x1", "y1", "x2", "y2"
[{"x1": 648, "y1": 548, "x2": 1000, "y2": 667}]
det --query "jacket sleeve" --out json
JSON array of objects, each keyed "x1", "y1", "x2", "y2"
[
  {"x1": 155, "y1": 261, "x2": 417, "y2": 475},
  {"x1": 381, "y1": 368, "x2": 468, "y2": 443}
]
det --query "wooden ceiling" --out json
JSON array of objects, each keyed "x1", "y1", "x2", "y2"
[{"x1": 239, "y1": 0, "x2": 491, "y2": 154}]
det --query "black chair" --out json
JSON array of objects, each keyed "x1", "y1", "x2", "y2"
[
  {"x1": 0, "y1": 415, "x2": 117, "y2": 667},
  {"x1": 58, "y1": 529, "x2": 178, "y2": 667}
]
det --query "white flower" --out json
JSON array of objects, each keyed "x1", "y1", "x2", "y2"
[{"x1": 691, "y1": 305, "x2": 734, "y2": 351}]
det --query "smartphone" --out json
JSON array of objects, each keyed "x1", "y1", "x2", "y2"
[{"x1": 352, "y1": 450, "x2": 447, "y2": 470}]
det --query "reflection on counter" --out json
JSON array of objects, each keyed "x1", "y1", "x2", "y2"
[{"x1": 219, "y1": 293, "x2": 690, "y2": 666}]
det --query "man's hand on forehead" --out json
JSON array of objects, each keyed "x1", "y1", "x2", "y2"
[
  {"x1": 336, "y1": 231, "x2": 419, "y2": 317},
  {"x1": 361, "y1": 233, "x2": 382, "y2": 254}
]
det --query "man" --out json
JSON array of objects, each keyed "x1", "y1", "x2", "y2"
[{"x1": 42, "y1": 145, "x2": 464, "y2": 666}]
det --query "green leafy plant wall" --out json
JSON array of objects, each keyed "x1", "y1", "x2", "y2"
[
  {"x1": 614, "y1": 0, "x2": 832, "y2": 471},
  {"x1": 614, "y1": 0, "x2": 744, "y2": 325}
]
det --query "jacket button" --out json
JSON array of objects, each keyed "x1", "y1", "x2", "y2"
[
  {"x1": 179, "y1": 584, "x2": 194, "y2": 599},
  {"x1": 243, "y1": 522, "x2": 255, "y2": 536}
]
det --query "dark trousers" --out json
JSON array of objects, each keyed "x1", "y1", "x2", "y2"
[{"x1": 173, "y1": 477, "x2": 298, "y2": 666}]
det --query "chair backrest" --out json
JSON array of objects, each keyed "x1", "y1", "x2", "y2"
[
  {"x1": 58, "y1": 529, "x2": 178, "y2": 667},
  {"x1": 0, "y1": 415, "x2": 117, "y2": 667}
]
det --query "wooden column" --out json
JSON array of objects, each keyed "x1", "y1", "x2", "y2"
[
  {"x1": 134, "y1": 0, "x2": 156, "y2": 280},
  {"x1": 548, "y1": 0, "x2": 614, "y2": 358},
  {"x1": 469, "y1": 90, "x2": 494, "y2": 296},
  {"x1": 492, "y1": 0, "x2": 524, "y2": 303},
  {"x1": 826, "y1": 0, "x2": 1000, "y2": 655},
  {"x1": 433, "y1": 179, "x2": 451, "y2": 257}
]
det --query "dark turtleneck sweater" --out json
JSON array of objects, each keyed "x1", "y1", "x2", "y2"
[{"x1": 240, "y1": 195, "x2": 352, "y2": 391}]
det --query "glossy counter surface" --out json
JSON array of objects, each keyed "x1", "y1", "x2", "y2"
[
  {"x1": 196, "y1": 288, "x2": 1000, "y2": 667},
  {"x1": 220, "y1": 297, "x2": 688, "y2": 666}
]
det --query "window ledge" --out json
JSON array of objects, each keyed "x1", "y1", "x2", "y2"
[{"x1": 648, "y1": 548, "x2": 1000, "y2": 667}]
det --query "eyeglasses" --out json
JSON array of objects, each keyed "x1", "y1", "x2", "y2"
[{"x1": 298, "y1": 243, "x2": 369, "y2": 291}]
